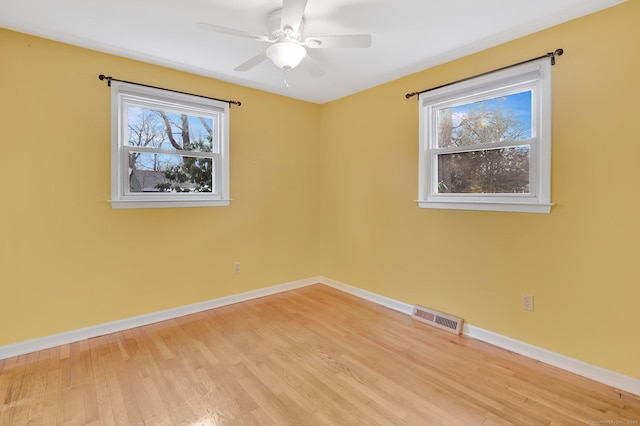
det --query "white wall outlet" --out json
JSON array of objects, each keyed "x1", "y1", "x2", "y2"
[
  {"x1": 521, "y1": 293, "x2": 534, "y2": 311},
  {"x1": 233, "y1": 262, "x2": 241, "y2": 273}
]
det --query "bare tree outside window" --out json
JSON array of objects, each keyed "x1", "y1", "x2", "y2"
[
  {"x1": 127, "y1": 107, "x2": 167, "y2": 171},
  {"x1": 126, "y1": 107, "x2": 215, "y2": 193},
  {"x1": 435, "y1": 92, "x2": 531, "y2": 194},
  {"x1": 154, "y1": 111, "x2": 214, "y2": 193}
]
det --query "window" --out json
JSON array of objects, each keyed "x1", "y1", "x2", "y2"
[
  {"x1": 418, "y1": 58, "x2": 552, "y2": 213},
  {"x1": 110, "y1": 81, "x2": 230, "y2": 209}
]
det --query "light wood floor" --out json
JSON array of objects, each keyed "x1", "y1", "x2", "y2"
[{"x1": 1, "y1": 284, "x2": 639, "y2": 425}]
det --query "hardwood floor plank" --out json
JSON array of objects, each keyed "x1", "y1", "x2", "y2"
[
  {"x1": 87, "y1": 336, "x2": 116, "y2": 426},
  {"x1": 1, "y1": 284, "x2": 639, "y2": 425},
  {"x1": 102, "y1": 334, "x2": 133, "y2": 425}
]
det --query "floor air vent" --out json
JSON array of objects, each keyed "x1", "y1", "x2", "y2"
[{"x1": 411, "y1": 305, "x2": 464, "y2": 335}]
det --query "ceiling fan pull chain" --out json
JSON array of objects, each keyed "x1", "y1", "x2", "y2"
[{"x1": 283, "y1": 69, "x2": 290, "y2": 89}]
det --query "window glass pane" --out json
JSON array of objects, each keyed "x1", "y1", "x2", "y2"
[
  {"x1": 437, "y1": 91, "x2": 532, "y2": 148},
  {"x1": 129, "y1": 152, "x2": 214, "y2": 193},
  {"x1": 437, "y1": 146, "x2": 530, "y2": 194},
  {"x1": 127, "y1": 106, "x2": 215, "y2": 153}
]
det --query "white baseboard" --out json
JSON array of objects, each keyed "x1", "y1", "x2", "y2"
[
  {"x1": 463, "y1": 324, "x2": 640, "y2": 397},
  {"x1": 318, "y1": 276, "x2": 415, "y2": 315},
  {"x1": 316, "y1": 276, "x2": 640, "y2": 397},
  {"x1": 0, "y1": 277, "x2": 316, "y2": 361},
  {"x1": 2, "y1": 275, "x2": 638, "y2": 397}
]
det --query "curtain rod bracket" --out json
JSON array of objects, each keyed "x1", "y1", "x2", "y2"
[
  {"x1": 97, "y1": 74, "x2": 241, "y2": 106},
  {"x1": 549, "y1": 48, "x2": 564, "y2": 65},
  {"x1": 405, "y1": 48, "x2": 564, "y2": 100},
  {"x1": 98, "y1": 74, "x2": 112, "y2": 87}
]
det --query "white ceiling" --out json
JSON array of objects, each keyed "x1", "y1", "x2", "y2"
[{"x1": 0, "y1": 0, "x2": 626, "y2": 104}]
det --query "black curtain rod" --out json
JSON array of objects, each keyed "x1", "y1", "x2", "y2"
[
  {"x1": 405, "y1": 48, "x2": 564, "y2": 100},
  {"x1": 98, "y1": 74, "x2": 242, "y2": 107}
]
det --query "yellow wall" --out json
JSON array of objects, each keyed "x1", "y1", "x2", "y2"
[
  {"x1": 319, "y1": 0, "x2": 640, "y2": 378},
  {"x1": 2, "y1": 0, "x2": 639, "y2": 380},
  {"x1": 0, "y1": 29, "x2": 322, "y2": 345}
]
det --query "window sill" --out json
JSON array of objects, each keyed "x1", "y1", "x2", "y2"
[
  {"x1": 417, "y1": 200, "x2": 552, "y2": 214},
  {"x1": 109, "y1": 199, "x2": 231, "y2": 209}
]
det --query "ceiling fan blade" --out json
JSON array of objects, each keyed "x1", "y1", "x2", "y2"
[
  {"x1": 281, "y1": 0, "x2": 308, "y2": 35},
  {"x1": 305, "y1": 34, "x2": 372, "y2": 49},
  {"x1": 197, "y1": 22, "x2": 271, "y2": 42},
  {"x1": 299, "y1": 55, "x2": 325, "y2": 78},
  {"x1": 234, "y1": 52, "x2": 268, "y2": 72}
]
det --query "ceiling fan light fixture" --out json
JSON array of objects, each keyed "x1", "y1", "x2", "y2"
[{"x1": 266, "y1": 41, "x2": 306, "y2": 70}]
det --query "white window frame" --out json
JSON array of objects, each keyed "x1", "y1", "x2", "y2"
[
  {"x1": 418, "y1": 58, "x2": 553, "y2": 213},
  {"x1": 109, "y1": 81, "x2": 230, "y2": 209}
]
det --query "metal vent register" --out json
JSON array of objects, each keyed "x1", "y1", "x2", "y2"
[{"x1": 412, "y1": 305, "x2": 464, "y2": 335}]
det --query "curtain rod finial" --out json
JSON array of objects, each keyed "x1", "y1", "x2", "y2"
[
  {"x1": 98, "y1": 74, "x2": 113, "y2": 86},
  {"x1": 549, "y1": 48, "x2": 564, "y2": 65}
]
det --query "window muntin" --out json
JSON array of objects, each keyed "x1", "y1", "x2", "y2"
[
  {"x1": 418, "y1": 59, "x2": 552, "y2": 213},
  {"x1": 110, "y1": 82, "x2": 230, "y2": 209}
]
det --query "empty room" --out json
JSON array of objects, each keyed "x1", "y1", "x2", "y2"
[{"x1": 1, "y1": 0, "x2": 639, "y2": 424}]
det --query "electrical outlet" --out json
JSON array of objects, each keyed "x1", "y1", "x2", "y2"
[
  {"x1": 521, "y1": 293, "x2": 534, "y2": 311},
  {"x1": 233, "y1": 262, "x2": 241, "y2": 274}
]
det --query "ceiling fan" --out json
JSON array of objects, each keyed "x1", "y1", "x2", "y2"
[{"x1": 197, "y1": 0, "x2": 372, "y2": 76}]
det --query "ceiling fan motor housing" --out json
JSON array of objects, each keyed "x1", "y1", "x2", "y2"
[{"x1": 268, "y1": 8, "x2": 304, "y2": 40}]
